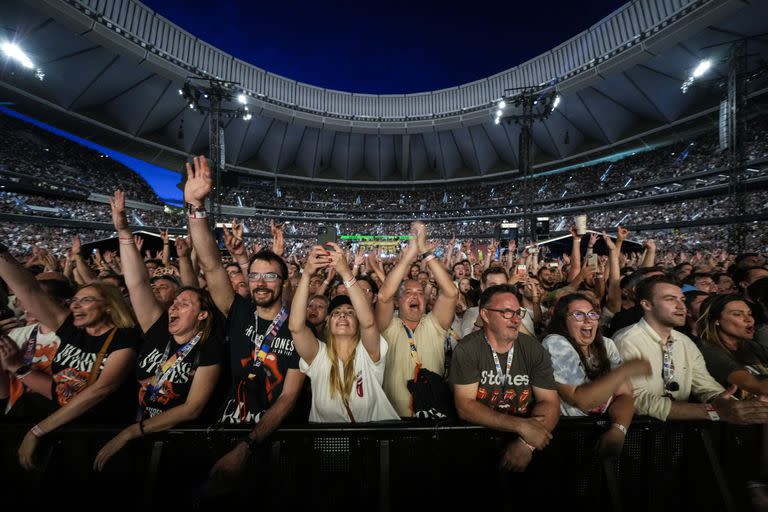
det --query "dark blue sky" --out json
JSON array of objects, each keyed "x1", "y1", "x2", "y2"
[{"x1": 143, "y1": 0, "x2": 626, "y2": 94}]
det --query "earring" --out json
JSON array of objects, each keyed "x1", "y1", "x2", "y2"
[{"x1": 715, "y1": 321, "x2": 720, "y2": 326}]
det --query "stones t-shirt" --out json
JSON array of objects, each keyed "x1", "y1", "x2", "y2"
[
  {"x1": 219, "y1": 295, "x2": 300, "y2": 425},
  {"x1": 136, "y1": 315, "x2": 224, "y2": 419},
  {"x1": 4, "y1": 323, "x2": 60, "y2": 420},
  {"x1": 52, "y1": 315, "x2": 140, "y2": 423},
  {"x1": 449, "y1": 330, "x2": 556, "y2": 416}
]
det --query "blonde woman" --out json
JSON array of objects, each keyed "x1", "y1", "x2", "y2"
[
  {"x1": 0, "y1": 243, "x2": 139, "y2": 470},
  {"x1": 289, "y1": 243, "x2": 399, "y2": 422}
]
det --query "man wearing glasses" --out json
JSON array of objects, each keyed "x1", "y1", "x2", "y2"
[
  {"x1": 184, "y1": 156, "x2": 305, "y2": 489},
  {"x1": 450, "y1": 284, "x2": 559, "y2": 473},
  {"x1": 616, "y1": 275, "x2": 768, "y2": 423}
]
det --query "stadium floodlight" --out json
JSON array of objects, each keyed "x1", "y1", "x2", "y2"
[
  {"x1": 1, "y1": 42, "x2": 34, "y2": 69},
  {"x1": 243, "y1": 113, "x2": 252, "y2": 121},
  {"x1": 178, "y1": 89, "x2": 183, "y2": 95},
  {"x1": 495, "y1": 109, "x2": 503, "y2": 118},
  {"x1": 238, "y1": 94, "x2": 247, "y2": 104},
  {"x1": 681, "y1": 58, "x2": 712, "y2": 93},
  {"x1": 494, "y1": 117, "x2": 500, "y2": 125},
  {"x1": 692, "y1": 59, "x2": 711, "y2": 78},
  {"x1": 498, "y1": 99, "x2": 506, "y2": 109},
  {"x1": 552, "y1": 95, "x2": 561, "y2": 109}
]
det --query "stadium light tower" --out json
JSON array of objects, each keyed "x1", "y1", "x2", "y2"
[
  {"x1": 494, "y1": 86, "x2": 560, "y2": 244},
  {"x1": 180, "y1": 77, "x2": 250, "y2": 226}
]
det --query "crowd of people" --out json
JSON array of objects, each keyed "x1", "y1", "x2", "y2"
[{"x1": 1, "y1": 153, "x2": 767, "y2": 508}]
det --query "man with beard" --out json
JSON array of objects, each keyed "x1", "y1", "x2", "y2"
[
  {"x1": 184, "y1": 155, "x2": 304, "y2": 490},
  {"x1": 615, "y1": 276, "x2": 768, "y2": 423},
  {"x1": 376, "y1": 222, "x2": 458, "y2": 417}
]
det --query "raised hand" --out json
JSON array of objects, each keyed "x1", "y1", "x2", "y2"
[
  {"x1": 71, "y1": 235, "x2": 82, "y2": 257},
  {"x1": 175, "y1": 236, "x2": 192, "y2": 259},
  {"x1": 184, "y1": 155, "x2": 212, "y2": 207},
  {"x1": 602, "y1": 231, "x2": 616, "y2": 251},
  {"x1": 588, "y1": 232, "x2": 599, "y2": 247},
  {"x1": 617, "y1": 225, "x2": 629, "y2": 243},
  {"x1": 304, "y1": 245, "x2": 332, "y2": 275},
  {"x1": 223, "y1": 219, "x2": 246, "y2": 259},
  {"x1": 109, "y1": 190, "x2": 130, "y2": 232},
  {"x1": 133, "y1": 235, "x2": 144, "y2": 253}
]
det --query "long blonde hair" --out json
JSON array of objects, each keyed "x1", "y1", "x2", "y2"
[
  {"x1": 322, "y1": 322, "x2": 360, "y2": 400},
  {"x1": 79, "y1": 282, "x2": 136, "y2": 329}
]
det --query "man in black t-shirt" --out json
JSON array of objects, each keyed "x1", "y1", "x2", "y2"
[
  {"x1": 186, "y1": 156, "x2": 305, "y2": 485},
  {"x1": 450, "y1": 284, "x2": 559, "y2": 472}
]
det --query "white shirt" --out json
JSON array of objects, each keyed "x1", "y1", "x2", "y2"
[{"x1": 300, "y1": 336, "x2": 400, "y2": 423}]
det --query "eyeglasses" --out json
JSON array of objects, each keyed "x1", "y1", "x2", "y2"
[
  {"x1": 483, "y1": 307, "x2": 527, "y2": 319},
  {"x1": 331, "y1": 310, "x2": 356, "y2": 319},
  {"x1": 68, "y1": 297, "x2": 103, "y2": 306},
  {"x1": 568, "y1": 311, "x2": 600, "y2": 322},
  {"x1": 247, "y1": 272, "x2": 282, "y2": 282}
]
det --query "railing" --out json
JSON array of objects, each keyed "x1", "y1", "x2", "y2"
[{"x1": 1, "y1": 418, "x2": 764, "y2": 511}]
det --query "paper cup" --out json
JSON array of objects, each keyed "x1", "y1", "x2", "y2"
[{"x1": 574, "y1": 215, "x2": 587, "y2": 235}]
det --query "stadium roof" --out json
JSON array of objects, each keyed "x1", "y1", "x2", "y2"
[{"x1": 0, "y1": 0, "x2": 767, "y2": 185}]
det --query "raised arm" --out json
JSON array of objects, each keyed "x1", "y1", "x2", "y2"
[
  {"x1": 375, "y1": 237, "x2": 419, "y2": 331},
  {"x1": 567, "y1": 227, "x2": 582, "y2": 283},
  {"x1": 175, "y1": 236, "x2": 198, "y2": 288},
  {"x1": 185, "y1": 156, "x2": 234, "y2": 316},
  {"x1": 328, "y1": 242, "x2": 381, "y2": 361},
  {"x1": 0, "y1": 247, "x2": 69, "y2": 332},
  {"x1": 110, "y1": 190, "x2": 163, "y2": 332},
  {"x1": 641, "y1": 239, "x2": 656, "y2": 268},
  {"x1": 70, "y1": 236, "x2": 97, "y2": 284},
  {"x1": 223, "y1": 218, "x2": 250, "y2": 279},
  {"x1": 413, "y1": 222, "x2": 458, "y2": 330},
  {"x1": 603, "y1": 232, "x2": 622, "y2": 314},
  {"x1": 288, "y1": 246, "x2": 331, "y2": 366}
]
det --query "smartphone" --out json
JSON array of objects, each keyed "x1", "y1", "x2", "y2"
[
  {"x1": 587, "y1": 254, "x2": 599, "y2": 273},
  {"x1": 548, "y1": 262, "x2": 559, "y2": 268},
  {"x1": 516, "y1": 264, "x2": 527, "y2": 278},
  {"x1": 317, "y1": 225, "x2": 337, "y2": 246}
]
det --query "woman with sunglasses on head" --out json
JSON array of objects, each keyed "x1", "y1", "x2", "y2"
[
  {"x1": 92, "y1": 190, "x2": 224, "y2": 471},
  {"x1": 0, "y1": 242, "x2": 140, "y2": 471},
  {"x1": 697, "y1": 294, "x2": 768, "y2": 398},
  {"x1": 289, "y1": 243, "x2": 399, "y2": 422},
  {"x1": 542, "y1": 293, "x2": 651, "y2": 457}
]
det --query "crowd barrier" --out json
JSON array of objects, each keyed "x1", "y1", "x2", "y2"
[{"x1": 1, "y1": 417, "x2": 765, "y2": 511}]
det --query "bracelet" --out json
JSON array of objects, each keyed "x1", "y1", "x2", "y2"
[
  {"x1": 518, "y1": 437, "x2": 535, "y2": 452},
  {"x1": 138, "y1": 420, "x2": 146, "y2": 437},
  {"x1": 30, "y1": 424, "x2": 45, "y2": 438},
  {"x1": 420, "y1": 250, "x2": 434, "y2": 259},
  {"x1": 422, "y1": 255, "x2": 436, "y2": 265},
  {"x1": 186, "y1": 203, "x2": 207, "y2": 219},
  {"x1": 612, "y1": 423, "x2": 627, "y2": 435},
  {"x1": 704, "y1": 403, "x2": 721, "y2": 422},
  {"x1": 119, "y1": 239, "x2": 135, "y2": 246},
  {"x1": 343, "y1": 277, "x2": 357, "y2": 289}
]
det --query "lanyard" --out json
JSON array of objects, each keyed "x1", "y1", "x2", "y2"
[
  {"x1": 248, "y1": 307, "x2": 289, "y2": 379},
  {"x1": 145, "y1": 331, "x2": 203, "y2": 401},
  {"x1": 485, "y1": 334, "x2": 514, "y2": 389},
  {"x1": 401, "y1": 321, "x2": 420, "y2": 366},
  {"x1": 21, "y1": 325, "x2": 39, "y2": 364},
  {"x1": 661, "y1": 338, "x2": 675, "y2": 388}
]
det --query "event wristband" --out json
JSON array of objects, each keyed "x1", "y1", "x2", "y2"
[
  {"x1": 704, "y1": 403, "x2": 720, "y2": 421},
  {"x1": 186, "y1": 203, "x2": 207, "y2": 219},
  {"x1": 612, "y1": 423, "x2": 627, "y2": 435},
  {"x1": 518, "y1": 437, "x2": 535, "y2": 452},
  {"x1": 343, "y1": 277, "x2": 357, "y2": 289},
  {"x1": 30, "y1": 425, "x2": 45, "y2": 438},
  {"x1": 420, "y1": 250, "x2": 434, "y2": 259},
  {"x1": 422, "y1": 255, "x2": 436, "y2": 264}
]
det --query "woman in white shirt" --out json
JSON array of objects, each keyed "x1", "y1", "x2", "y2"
[
  {"x1": 542, "y1": 293, "x2": 650, "y2": 457},
  {"x1": 288, "y1": 243, "x2": 399, "y2": 422}
]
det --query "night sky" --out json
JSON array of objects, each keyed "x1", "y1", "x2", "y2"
[{"x1": 142, "y1": 0, "x2": 627, "y2": 94}]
